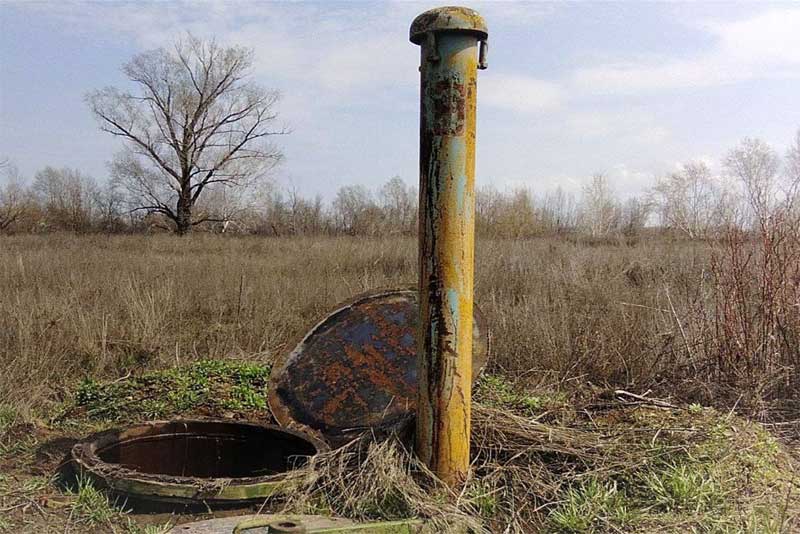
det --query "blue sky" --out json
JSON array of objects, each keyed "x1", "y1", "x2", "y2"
[{"x1": 1, "y1": 1, "x2": 799, "y2": 199}]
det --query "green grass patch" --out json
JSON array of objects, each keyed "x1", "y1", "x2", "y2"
[
  {"x1": 64, "y1": 358, "x2": 272, "y2": 424},
  {"x1": 67, "y1": 477, "x2": 118, "y2": 526},
  {"x1": 549, "y1": 479, "x2": 636, "y2": 533},
  {"x1": 639, "y1": 462, "x2": 724, "y2": 513},
  {"x1": 541, "y1": 405, "x2": 796, "y2": 533},
  {"x1": 0, "y1": 404, "x2": 17, "y2": 433},
  {"x1": 475, "y1": 374, "x2": 564, "y2": 414}
]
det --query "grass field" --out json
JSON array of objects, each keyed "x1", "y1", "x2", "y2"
[
  {"x1": 0, "y1": 234, "x2": 798, "y2": 532},
  {"x1": 0, "y1": 233, "x2": 712, "y2": 411}
]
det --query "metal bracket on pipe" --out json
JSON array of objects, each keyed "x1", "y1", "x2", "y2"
[
  {"x1": 478, "y1": 40, "x2": 489, "y2": 69},
  {"x1": 426, "y1": 33, "x2": 440, "y2": 63}
]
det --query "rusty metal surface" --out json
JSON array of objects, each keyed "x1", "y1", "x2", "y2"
[
  {"x1": 411, "y1": 7, "x2": 487, "y2": 485},
  {"x1": 268, "y1": 289, "x2": 489, "y2": 446},
  {"x1": 409, "y1": 6, "x2": 488, "y2": 44}
]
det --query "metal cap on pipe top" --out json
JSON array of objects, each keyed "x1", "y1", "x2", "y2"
[{"x1": 409, "y1": 6, "x2": 488, "y2": 44}]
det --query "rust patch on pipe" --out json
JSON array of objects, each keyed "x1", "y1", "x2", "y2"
[{"x1": 430, "y1": 76, "x2": 466, "y2": 135}]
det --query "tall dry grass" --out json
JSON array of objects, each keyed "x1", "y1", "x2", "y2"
[
  {"x1": 0, "y1": 232, "x2": 796, "y2": 416},
  {"x1": 0, "y1": 234, "x2": 696, "y2": 411}
]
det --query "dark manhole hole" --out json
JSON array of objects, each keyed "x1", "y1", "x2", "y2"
[{"x1": 69, "y1": 419, "x2": 327, "y2": 510}]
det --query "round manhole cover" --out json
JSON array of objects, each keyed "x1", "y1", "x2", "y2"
[{"x1": 268, "y1": 288, "x2": 490, "y2": 445}]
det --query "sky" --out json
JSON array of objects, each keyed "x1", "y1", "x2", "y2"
[{"x1": 1, "y1": 1, "x2": 799, "y2": 200}]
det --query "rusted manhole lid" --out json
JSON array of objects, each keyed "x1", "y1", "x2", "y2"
[{"x1": 268, "y1": 288, "x2": 490, "y2": 446}]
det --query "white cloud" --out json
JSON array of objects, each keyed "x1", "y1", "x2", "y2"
[
  {"x1": 566, "y1": 109, "x2": 652, "y2": 137},
  {"x1": 564, "y1": 109, "x2": 671, "y2": 157},
  {"x1": 7, "y1": 1, "x2": 796, "y2": 198},
  {"x1": 473, "y1": 1, "x2": 557, "y2": 27},
  {"x1": 572, "y1": 7, "x2": 800, "y2": 94},
  {"x1": 710, "y1": 9, "x2": 800, "y2": 67},
  {"x1": 607, "y1": 164, "x2": 655, "y2": 197},
  {"x1": 481, "y1": 75, "x2": 563, "y2": 113},
  {"x1": 314, "y1": 34, "x2": 416, "y2": 92}
]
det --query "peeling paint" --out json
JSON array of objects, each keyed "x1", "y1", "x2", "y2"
[{"x1": 411, "y1": 7, "x2": 487, "y2": 487}]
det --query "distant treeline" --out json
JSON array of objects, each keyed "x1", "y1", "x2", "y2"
[{"x1": 1, "y1": 135, "x2": 798, "y2": 240}]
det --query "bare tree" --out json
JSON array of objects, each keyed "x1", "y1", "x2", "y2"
[
  {"x1": 32, "y1": 166, "x2": 97, "y2": 232},
  {"x1": 784, "y1": 130, "x2": 800, "y2": 216},
  {"x1": 541, "y1": 187, "x2": 578, "y2": 233},
  {"x1": 579, "y1": 173, "x2": 620, "y2": 238},
  {"x1": 333, "y1": 185, "x2": 378, "y2": 235},
  {"x1": 379, "y1": 176, "x2": 417, "y2": 235},
  {"x1": 620, "y1": 196, "x2": 652, "y2": 237},
  {"x1": 475, "y1": 185, "x2": 502, "y2": 236},
  {"x1": 93, "y1": 179, "x2": 126, "y2": 232},
  {"x1": 724, "y1": 138, "x2": 780, "y2": 229},
  {"x1": 285, "y1": 185, "x2": 325, "y2": 235},
  {"x1": 651, "y1": 162, "x2": 730, "y2": 239},
  {"x1": 0, "y1": 163, "x2": 28, "y2": 232},
  {"x1": 496, "y1": 188, "x2": 537, "y2": 238},
  {"x1": 87, "y1": 35, "x2": 285, "y2": 235}
]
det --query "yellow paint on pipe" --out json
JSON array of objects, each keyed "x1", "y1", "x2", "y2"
[{"x1": 411, "y1": 7, "x2": 486, "y2": 487}]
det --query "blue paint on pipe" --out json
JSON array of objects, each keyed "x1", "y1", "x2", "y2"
[{"x1": 447, "y1": 288, "x2": 460, "y2": 330}]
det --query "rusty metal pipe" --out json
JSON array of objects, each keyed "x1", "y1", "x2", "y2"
[{"x1": 410, "y1": 6, "x2": 488, "y2": 486}]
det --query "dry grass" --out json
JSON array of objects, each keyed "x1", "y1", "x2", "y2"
[
  {"x1": 0, "y1": 352, "x2": 797, "y2": 533},
  {"x1": 0, "y1": 233, "x2": 712, "y2": 416},
  {"x1": 279, "y1": 386, "x2": 799, "y2": 533},
  {"x1": 0, "y1": 234, "x2": 416, "y2": 414},
  {"x1": 1, "y1": 233, "x2": 798, "y2": 532}
]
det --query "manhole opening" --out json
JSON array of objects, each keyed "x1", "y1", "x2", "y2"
[{"x1": 94, "y1": 421, "x2": 318, "y2": 478}]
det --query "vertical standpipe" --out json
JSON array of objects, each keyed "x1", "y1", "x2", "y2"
[{"x1": 410, "y1": 7, "x2": 488, "y2": 486}]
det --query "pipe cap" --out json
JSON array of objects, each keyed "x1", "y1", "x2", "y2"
[{"x1": 410, "y1": 6, "x2": 488, "y2": 44}]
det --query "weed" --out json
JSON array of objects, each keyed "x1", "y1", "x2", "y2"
[
  {"x1": 67, "y1": 358, "x2": 272, "y2": 423},
  {"x1": 640, "y1": 462, "x2": 724, "y2": 512},
  {"x1": 20, "y1": 475, "x2": 50, "y2": 494},
  {"x1": 465, "y1": 481, "x2": 499, "y2": 518},
  {"x1": 476, "y1": 375, "x2": 547, "y2": 413},
  {"x1": 125, "y1": 520, "x2": 173, "y2": 534},
  {"x1": 548, "y1": 479, "x2": 635, "y2": 533},
  {"x1": 0, "y1": 404, "x2": 16, "y2": 433},
  {"x1": 223, "y1": 383, "x2": 268, "y2": 410},
  {"x1": 67, "y1": 477, "x2": 119, "y2": 526},
  {"x1": 0, "y1": 235, "x2": 798, "y2": 532}
]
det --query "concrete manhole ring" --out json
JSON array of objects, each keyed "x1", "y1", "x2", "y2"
[{"x1": 70, "y1": 419, "x2": 327, "y2": 508}]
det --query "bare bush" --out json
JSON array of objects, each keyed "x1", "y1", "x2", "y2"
[
  {"x1": 0, "y1": 163, "x2": 28, "y2": 233},
  {"x1": 578, "y1": 174, "x2": 620, "y2": 239},
  {"x1": 333, "y1": 184, "x2": 381, "y2": 235},
  {"x1": 32, "y1": 166, "x2": 98, "y2": 232},
  {"x1": 684, "y1": 137, "x2": 800, "y2": 407},
  {"x1": 724, "y1": 138, "x2": 782, "y2": 230},
  {"x1": 379, "y1": 176, "x2": 417, "y2": 235},
  {"x1": 651, "y1": 161, "x2": 732, "y2": 239}
]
